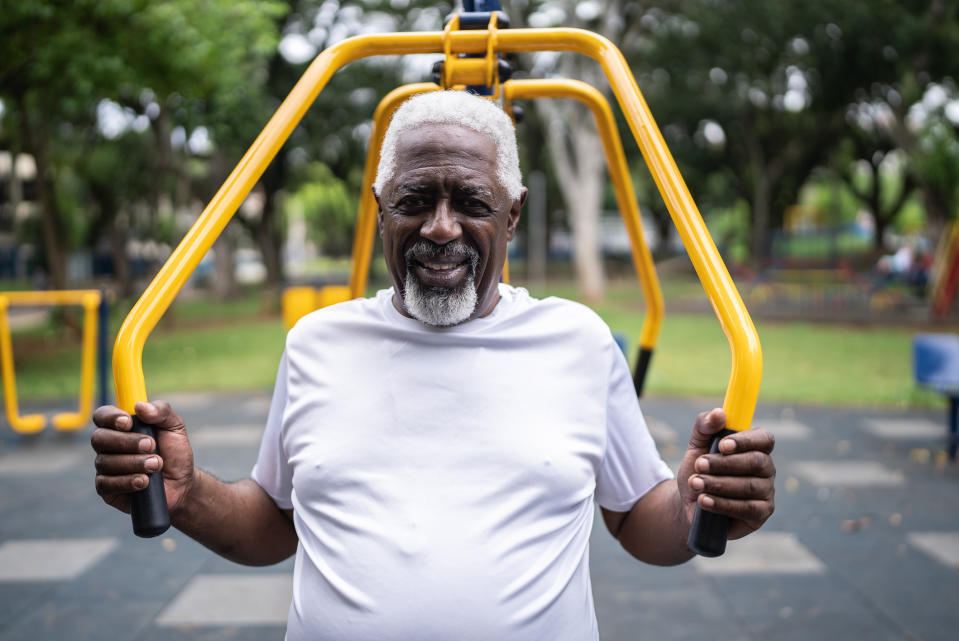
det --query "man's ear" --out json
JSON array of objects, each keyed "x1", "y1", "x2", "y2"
[{"x1": 506, "y1": 187, "x2": 527, "y2": 241}]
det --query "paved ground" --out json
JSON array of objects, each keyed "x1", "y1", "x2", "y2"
[{"x1": 1, "y1": 392, "x2": 958, "y2": 640}]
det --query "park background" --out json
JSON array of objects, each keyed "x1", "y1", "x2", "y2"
[
  {"x1": 2, "y1": 2, "x2": 959, "y2": 641},
  {"x1": 2, "y1": 0, "x2": 957, "y2": 412}
]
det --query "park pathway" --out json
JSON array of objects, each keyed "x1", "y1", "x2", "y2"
[{"x1": 1, "y1": 392, "x2": 957, "y2": 640}]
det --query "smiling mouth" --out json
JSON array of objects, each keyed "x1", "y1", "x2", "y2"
[
  {"x1": 405, "y1": 241, "x2": 478, "y2": 288},
  {"x1": 412, "y1": 259, "x2": 470, "y2": 287},
  {"x1": 418, "y1": 260, "x2": 466, "y2": 271}
]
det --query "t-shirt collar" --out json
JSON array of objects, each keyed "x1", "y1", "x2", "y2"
[{"x1": 379, "y1": 284, "x2": 515, "y2": 334}]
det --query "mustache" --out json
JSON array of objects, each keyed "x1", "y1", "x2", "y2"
[{"x1": 404, "y1": 240, "x2": 479, "y2": 268}]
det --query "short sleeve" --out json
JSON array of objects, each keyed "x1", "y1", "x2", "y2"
[
  {"x1": 251, "y1": 351, "x2": 294, "y2": 509},
  {"x1": 595, "y1": 343, "x2": 674, "y2": 512}
]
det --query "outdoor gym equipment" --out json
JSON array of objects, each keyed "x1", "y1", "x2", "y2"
[
  {"x1": 113, "y1": 3, "x2": 761, "y2": 555},
  {"x1": 0, "y1": 290, "x2": 108, "y2": 433},
  {"x1": 288, "y1": 78, "x2": 665, "y2": 395}
]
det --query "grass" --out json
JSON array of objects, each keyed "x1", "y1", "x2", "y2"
[
  {"x1": 4, "y1": 281, "x2": 946, "y2": 410},
  {"x1": 9, "y1": 292, "x2": 288, "y2": 401}
]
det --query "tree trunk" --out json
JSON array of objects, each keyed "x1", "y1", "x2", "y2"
[
  {"x1": 750, "y1": 173, "x2": 772, "y2": 267},
  {"x1": 17, "y1": 94, "x2": 68, "y2": 289},
  {"x1": 537, "y1": 97, "x2": 606, "y2": 302},
  {"x1": 568, "y1": 128, "x2": 605, "y2": 302},
  {"x1": 256, "y1": 216, "x2": 283, "y2": 286},
  {"x1": 111, "y1": 215, "x2": 133, "y2": 298},
  {"x1": 204, "y1": 151, "x2": 238, "y2": 300},
  {"x1": 869, "y1": 178, "x2": 886, "y2": 252},
  {"x1": 212, "y1": 223, "x2": 237, "y2": 301},
  {"x1": 256, "y1": 177, "x2": 284, "y2": 290}
]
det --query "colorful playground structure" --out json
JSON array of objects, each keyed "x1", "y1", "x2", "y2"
[
  {"x1": 110, "y1": 1, "x2": 762, "y2": 555},
  {"x1": 0, "y1": 289, "x2": 109, "y2": 434},
  {"x1": 931, "y1": 221, "x2": 959, "y2": 317}
]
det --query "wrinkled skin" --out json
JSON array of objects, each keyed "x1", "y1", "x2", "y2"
[{"x1": 375, "y1": 123, "x2": 526, "y2": 321}]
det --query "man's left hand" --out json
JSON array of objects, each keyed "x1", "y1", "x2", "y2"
[{"x1": 678, "y1": 408, "x2": 776, "y2": 540}]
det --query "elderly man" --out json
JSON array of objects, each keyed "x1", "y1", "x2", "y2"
[{"x1": 92, "y1": 91, "x2": 775, "y2": 640}]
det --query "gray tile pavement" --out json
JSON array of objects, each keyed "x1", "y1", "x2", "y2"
[{"x1": 1, "y1": 392, "x2": 958, "y2": 640}]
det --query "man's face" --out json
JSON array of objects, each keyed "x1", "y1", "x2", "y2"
[{"x1": 376, "y1": 123, "x2": 525, "y2": 326}]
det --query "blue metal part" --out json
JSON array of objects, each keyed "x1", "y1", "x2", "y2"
[
  {"x1": 914, "y1": 333, "x2": 959, "y2": 393},
  {"x1": 913, "y1": 333, "x2": 959, "y2": 460},
  {"x1": 612, "y1": 332, "x2": 628, "y2": 356}
]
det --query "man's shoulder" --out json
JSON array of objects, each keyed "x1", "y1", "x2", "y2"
[
  {"x1": 503, "y1": 287, "x2": 613, "y2": 345},
  {"x1": 521, "y1": 290, "x2": 607, "y2": 327}
]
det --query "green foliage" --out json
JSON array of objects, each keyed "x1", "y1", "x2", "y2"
[
  {"x1": 612, "y1": 0, "x2": 958, "y2": 260},
  {"x1": 8, "y1": 280, "x2": 942, "y2": 409},
  {"x1": 0, "y1": 0, "x2": 286, "y2": 287},
  {"x1": 285, "y1": 162, "x2": 357, "y2": 255},
  {"x1": 3, "y1": 0, "x2": 959, "y2": 290},
  {"x1": 912, "y1": 117, "x2": 959, "y2": 221},
  {"x1": 706, "y1": 200, "x2": 751, "y2": 264}
]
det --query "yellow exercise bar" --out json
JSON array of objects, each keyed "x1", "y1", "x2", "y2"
[
  {"x1": 113, "y1": 26, "x2": 761, "y2": 433},
  {"x1": 0, "y1": 290, "x2": 101, "y2": 433},
  {"x1": 502, "y1": 79, "x2": 664, "y2": 354},
  {"x1": 345, "y1": 79, "x2": 663, "y2": 392}
]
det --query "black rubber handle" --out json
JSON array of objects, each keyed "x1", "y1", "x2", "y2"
[
  {"x1": 687, "y1": 428, "x2": 737, "y2": 557},
  {"x1": 129, "y1": 416, "x2": 170, "y2": 537},
  {"x1": 632, "y1": 346, "x2": 653, "y2": 397}
]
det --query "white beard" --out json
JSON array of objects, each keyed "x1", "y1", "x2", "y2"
[
  {"x1": 402, "y1": 240, "x2": 479, "y2": 327},
  {"x1": 403, "y1": 271, "x2": 478, "y2": 327}
]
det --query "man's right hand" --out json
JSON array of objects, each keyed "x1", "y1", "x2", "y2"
[{"x1": 91, "y1": 401, "x2": 196, "y2": 517}]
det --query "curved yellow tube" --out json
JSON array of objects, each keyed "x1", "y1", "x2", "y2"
[
  {"x1": 0, "y1": 290, "x2": 101, "y2": 433},
  {"x1": 0, "y1": 296, "x2": 45, "y2": 433},
  {"x1": 503, "y1": 79, "x2": 664, "y2": 352},
  {"x1": 114, "y1": 27, "x2": 760, "y2": 431},
  {"x1": 52, "y1": 292, "x2": 100, "y2": 430}
]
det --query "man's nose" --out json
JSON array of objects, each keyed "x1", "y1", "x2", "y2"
[{"x1": 419, "y1": 200, "x2": 462, "y2": 244}]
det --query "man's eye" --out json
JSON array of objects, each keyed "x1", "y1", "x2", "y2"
[
  {"x1": 397, "y1": 196, "x2": 429, "y2": 209},
  {"x1": 459, "y1": 198, "x2": 490, "y2": 212}
]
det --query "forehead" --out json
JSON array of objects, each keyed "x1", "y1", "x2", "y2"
[{"x1": 391, "y1": 123, "x2": 498, "y2": 187}]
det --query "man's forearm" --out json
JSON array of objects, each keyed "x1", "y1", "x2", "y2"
[
  {"x1": 171, "y1": 470, "x2": 298, "y2": 566},
  {"x1": 616, "y1": 479, "x2": 694, "y2": 566}
]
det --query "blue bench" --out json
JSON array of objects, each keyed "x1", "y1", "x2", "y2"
[{"x1": 913, "y1": 333, "x2": 959, "y2": 460}]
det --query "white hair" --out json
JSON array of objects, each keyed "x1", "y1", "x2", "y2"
[{"x1": 373, "y1": 91, "x2": 523, "y2": 200}]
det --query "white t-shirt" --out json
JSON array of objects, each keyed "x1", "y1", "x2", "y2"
[{"x1": 252, "y1": 284, "x2": 673, "y2": 641}]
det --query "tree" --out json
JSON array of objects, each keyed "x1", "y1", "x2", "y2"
[
  {"x1": 505, "y1": 0, "x2": 653, "y2": 301},
  {"x1": 630, "y1": 0, "x2": 950, "y2": 265},
  {"x1": 832, "y1": 116, "x2": 915, "y2": 252},
  {"x1": 0, "y1": 0, "x2": 284, "y2": 290},
  {"x1": 213, "y1": 0, "x2": 454, "y2": 291}
]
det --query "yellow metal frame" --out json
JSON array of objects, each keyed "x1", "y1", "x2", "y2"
[
  {"x1": 0, "y1": 290, "x2": 101, "y2": 433},
  {"x1": 346, "y1": 79, "x2": 663, "y2": 353},
  {"x1": 113, "y1": 26, "x2": 761, "y2": 431}
]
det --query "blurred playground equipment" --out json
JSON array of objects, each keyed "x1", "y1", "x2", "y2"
[
  {"x1": 913, "y1": 333, "x2": 959, "y2": 461},
  {"x1": 0, "y1": 289, "x2": 109, "y2": 434},
  {"x1": 930, "y1": 221, "x2": 959, "y2": 317},
  {"x1": 748, "y1": 207, "x2": 959, "y2": 320},
  {"x1": 112, "y1": 0, "x2": 761, "y2": 555}
]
